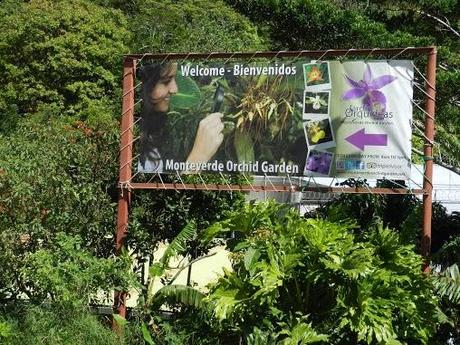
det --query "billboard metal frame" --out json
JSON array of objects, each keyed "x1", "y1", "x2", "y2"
[{"x1": 113, "y1": 47, "x2": 437, "y2": 319}]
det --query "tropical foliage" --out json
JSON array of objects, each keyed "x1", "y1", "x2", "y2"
[
  {"x1": 311, "y1": 180, "x2": 460, "y2": 344},
  {"x1": 202, "y1": 201, "x2": 441, "y2": 344},
  {"x1": 0, "y1": 118, "x2": 124, "y2": 301},
  {"x1": 0, "y1": 0, "x2": 458, "y2": 344}
]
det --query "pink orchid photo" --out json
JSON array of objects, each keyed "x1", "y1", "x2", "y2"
[{"x1": 342, "y1": 64, "x2": 397, "y2": 119}]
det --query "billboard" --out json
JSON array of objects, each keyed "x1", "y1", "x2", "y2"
[{"x1": 137, "y1": 59, "x2": 413, "y2": 179}]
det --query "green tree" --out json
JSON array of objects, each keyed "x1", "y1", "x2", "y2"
[
  {"x1": 0, "y1": 0, "x2": 256, "y2": 303},
  {"x1": 127, "y1": 176, "x2": 245, "y2": 262},
  {"x1": 0, "y1": 0, "x2": 131, "y2": 132},
  {"x1": 131, "y1": 0, "x2": 268, "y2": 53}
]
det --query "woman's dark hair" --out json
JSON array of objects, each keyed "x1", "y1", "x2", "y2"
[{"x1": 137, "y1": 62, "x2": 174, "y2": 170}]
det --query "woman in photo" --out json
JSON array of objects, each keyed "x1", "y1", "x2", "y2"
[{"x1": 138, "y1": 62, "x2": 224, "y2": 173}]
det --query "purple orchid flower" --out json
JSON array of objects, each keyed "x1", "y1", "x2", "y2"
[
  {"x1": 306, "y1": 155, "x2": 319, "y2": 171},
  {"x1": 317, "y1": 153, "x2": 331, "y2": 174},
  {"x1": 342, "y1": 65, "x2": 396, "y2": 118},
  {"x1": 306, "y1": 152, "x2": 331, "y2": 175}
]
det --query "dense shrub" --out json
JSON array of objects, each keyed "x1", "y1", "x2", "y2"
[
  {"x1": 202, "y1": 201, "x2": 441, "y2": 344},
  {"x1": 0, "y1": 118, "x2": 121, "y2": 301}
]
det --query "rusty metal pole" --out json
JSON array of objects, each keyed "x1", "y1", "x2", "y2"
[
  {"x1": 421, "y1": 47, "x2": 437, "y2": 273},
  {"x1": 113, "y1": 57, "x2": 136, "y2": 327}
]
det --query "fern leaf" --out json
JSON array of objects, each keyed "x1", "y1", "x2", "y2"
[{"x1": 433, "y1": 264, "x2": 460, "y2": 303}]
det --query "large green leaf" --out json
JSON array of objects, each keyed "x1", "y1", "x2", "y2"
[
  {"x1": 112, "y1": 314, "x2": 127, "y2": 328},
  {"x1": 212, "y1": 287, "x2": 241, "y2": 321},
  {"x1": 149, "y1": 262, "x2": 165, "y2": 278},
  {"x1": 244, "y1": 247, "x2": 261, "y2": 274},
  {"x1": 146, "y1": 221, "x2": 198, "y2": 306},
  {"x1": 385, "y1": 340, "x2": 403, "y2": 345},
  {"x1": 279, "y1": 321, "x2": 328, "y2": 344},
  {"x1": 141, "y1": 323, "x2": 155, "y2": 345},
  {"x1": 169, "y1": 75, "x2": 201, "y2": 110},
  {"x1": 201, "y1": 222, "x2": 228, "y2": 244}
]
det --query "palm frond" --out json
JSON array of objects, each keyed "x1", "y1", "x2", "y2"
[
  {"x1": 433, "y1": 264, "x2": 460, "y2": 304},
  {"x1": 153, "y1": 284, "x2": 205, "y2": 309},
  {"x1": 434, "y1": 235, "x2": 460, "y2": 268},
  {"x1": 160, "y1": 221, "x2": 196, "y2": 266},
  {"x1": 146, "y1": 221, "x2": 197, "y2": 306}
]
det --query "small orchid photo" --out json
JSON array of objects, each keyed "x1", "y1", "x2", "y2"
[
  {"x1": 303, "y1": 91, "x2": 330, "y2": 117},
  {"x1": 303, "y1": 62, "x2": 330, "y2": 89},
  {"x1": 303, "y1": 118, "x2": 335, "y2": 148},
  {"x1": 304, "y1": 150, "x2": 333, "y2": 176},
  {"x1": 342, "y1": 64, "x2": 397, "y2": 118}
]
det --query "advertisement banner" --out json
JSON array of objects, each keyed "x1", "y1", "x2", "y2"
[{"x1": 137, "y1": 59, "x2": 413, "y2": 179}]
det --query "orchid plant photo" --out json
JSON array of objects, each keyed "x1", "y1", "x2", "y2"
[
  {"x1": 342, "y1": 64, "x2": 397, "y2": 118},
  {"x1": 304, "y1": 119, "x2": 334, "y2": 146},
  {"x1": 303, "y1": 62, "x2": 331, "y2": 89},
  {"x1": 308, "y1": 95, "x2": 327, "y2": 110},
  {"x1": 304, "y1": 149, "x2": 333, "y2": 175},
  {"x1": 303, "y1": 91, "x2": 330, "y2": 116}
]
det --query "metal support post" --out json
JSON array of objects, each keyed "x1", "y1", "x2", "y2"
[
  {"x1": 113, "y1": 57, "x2": 136, "y2": 327},
  {"x1": 421, "y1": 47, "x2": 437, "y2": 273}
]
